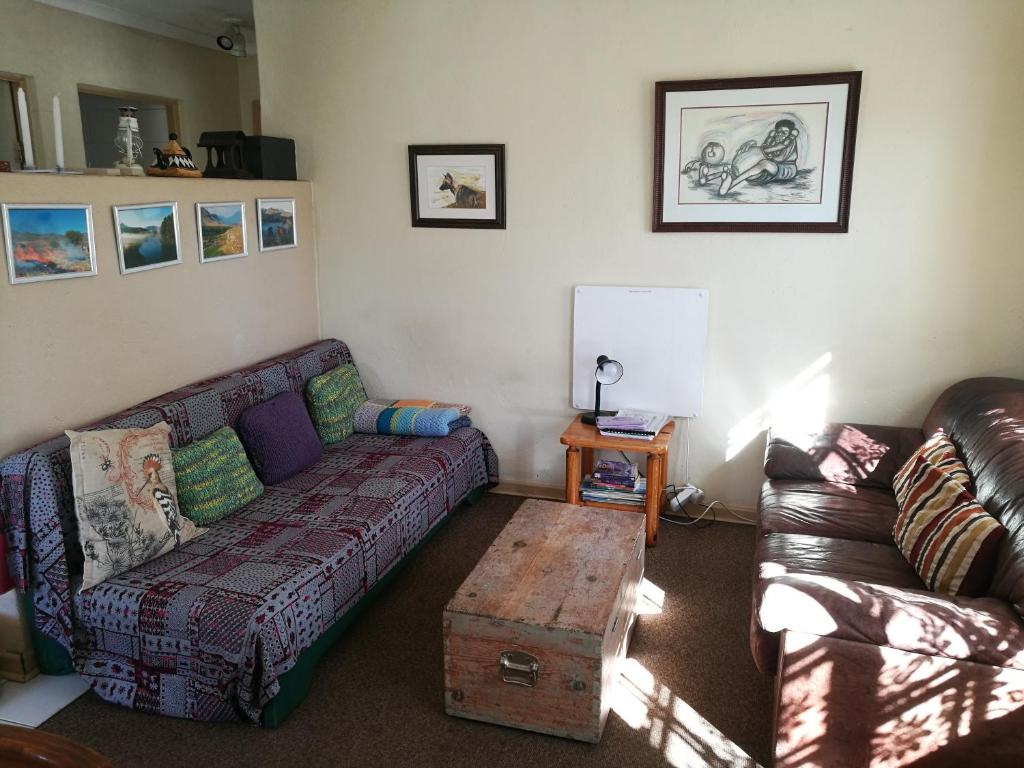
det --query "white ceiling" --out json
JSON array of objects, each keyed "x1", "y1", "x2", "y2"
[{"x1": 34, "y1": 0, "x2": 257, "y2": 54}]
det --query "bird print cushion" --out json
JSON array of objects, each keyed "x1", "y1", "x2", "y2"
[{"x1": 66, "y1": 421, "x2": 204, "y2": 591}]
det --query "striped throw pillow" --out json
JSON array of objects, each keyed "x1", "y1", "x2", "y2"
[
  {"x1": 893, "y1": 431, "x2": 970, "y2": 506},
  {"x1": 305, "y1": 363, "x2": 367, "y2": 444},
  {"x1": 172, "y1": 427, "x2": 264, "y2": 525},
  {"x1": 892, "y1": 455, "x2": 1004, "y2": 596}
]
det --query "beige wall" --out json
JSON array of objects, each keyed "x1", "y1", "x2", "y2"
[
  {"x1": 0, "y1": 0, "x2": 242, "y2": 169},
  {"x1": 0, "y1": 175, "x2": 319, "y2": 458},
  {"x1": 238, "y1": 57, "x2": 261, "y2": 135},
  {"x1": 256, "y1": 0, "x2": 1024, "y2": 508}
]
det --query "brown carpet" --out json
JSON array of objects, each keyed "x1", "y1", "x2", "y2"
[{"x1": 42, "y1": 494, "x2": 773, "y2": 767}]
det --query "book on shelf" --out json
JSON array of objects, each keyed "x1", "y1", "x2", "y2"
[
  {"x1": 596, "y1": 410, "x2": 671, "y2": 441},
  {"x1": 591, "y1": 458, "x2": 638, "y2": 489},
  {"x1": 580, "y1": 475, "x2": 646, "y2": 506}
]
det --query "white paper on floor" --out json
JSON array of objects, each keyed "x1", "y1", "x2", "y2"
[{"x1": 0, "y1": 674, "x2": 90, "y2": 727}]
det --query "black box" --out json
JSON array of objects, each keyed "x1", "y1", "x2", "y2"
[{"x1": 244, "y1": 136, "x2": 296, "y2": 180}]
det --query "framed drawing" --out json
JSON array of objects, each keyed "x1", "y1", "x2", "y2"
[
  {"x1": 257, "y1": 198, "x2": 297, "y2": 251},
  {"x1": 2, "y1": 203, "x2": 97, "y2": 284},
  {"x1": 408, "y1": 144, "x2": 505, "y2": 229},
  {"x1": 653, "y1": 71, "x2": 861, "y2": 232},
  {"x1": 113, "y1": 202, "x2": 182, "y2": 274},
  {"x1": 196, "y1": 201, "x2": 247, "y2": 262}
]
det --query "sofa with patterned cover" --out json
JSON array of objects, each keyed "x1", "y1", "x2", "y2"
[{"x1": 0, "y1": 339, "x2": 498, "y2": 724}]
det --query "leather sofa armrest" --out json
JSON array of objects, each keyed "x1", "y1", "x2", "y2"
[{"x1": 764, "y1": 422, "x2": 924, "y2": 489}]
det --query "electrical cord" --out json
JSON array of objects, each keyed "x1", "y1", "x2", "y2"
[
  {"x1": 659, "y1": 483, "x2": 714, "y2": 527},
  {"x1": 682, "y1": 417, "x2": 691, "y2": 485},
  {"x1": 658, "y1": 484, "x2": 757, "y2": 527}
]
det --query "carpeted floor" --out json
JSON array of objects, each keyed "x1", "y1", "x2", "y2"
[{"x1": 42, "y1": 494, "x2": 773, "y2": 767}]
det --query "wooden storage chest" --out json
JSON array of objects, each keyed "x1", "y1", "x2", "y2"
[{"x1": 443, "y1": 499, "x2": 645, "y2": 742}]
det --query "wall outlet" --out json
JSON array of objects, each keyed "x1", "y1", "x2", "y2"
[{"x1": 667, "y1": 485, "x2": 705, "y2": 514}]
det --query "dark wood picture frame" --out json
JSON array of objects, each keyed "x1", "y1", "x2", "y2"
[
  {"x1": 408, "y1": 144, "x2": 506, "y2": 229},
  {"x1": 653, "y1": 71, "x2": 861, "y2": 233}
]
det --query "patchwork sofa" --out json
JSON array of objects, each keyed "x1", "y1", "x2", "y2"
[{"x1": 0, "y1": 339, "x2": 498, "y2": 724}]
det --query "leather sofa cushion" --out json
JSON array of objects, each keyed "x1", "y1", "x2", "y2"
[
  {"x1": 758, "y1": 480, "x2": 900, "y2": 544},
  {"x1": 752, "y1": 533, "x2": 1024, "y2": 674},
  {"x1": 764, "y1": 422, "x2": 924, "y2": 489}
]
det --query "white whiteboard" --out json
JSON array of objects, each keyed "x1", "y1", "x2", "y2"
[{"x1": 572, "y1": 286, "x2": 709, "y2": 417}]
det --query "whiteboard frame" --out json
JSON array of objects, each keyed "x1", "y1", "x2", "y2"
[{"x1": 571, "y1": 285, "x2": 709, "y2": 418}]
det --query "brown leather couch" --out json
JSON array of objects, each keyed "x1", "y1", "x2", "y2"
[{"x1": 751, "y1": 377, "x2": 1024, "y2": 673}]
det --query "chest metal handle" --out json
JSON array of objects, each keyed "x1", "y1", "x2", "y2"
[{"x1": 499, "y1": 650, "x2": 540, "y2": 687}]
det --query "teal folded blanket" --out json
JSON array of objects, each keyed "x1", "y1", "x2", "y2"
[{"x1": 353, "y1": 399, "x2": 472, "y2": 437}]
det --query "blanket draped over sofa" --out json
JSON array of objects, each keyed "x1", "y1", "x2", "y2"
[{"x1": 0, "y1": 339, "x2": 498, "y2": 722}]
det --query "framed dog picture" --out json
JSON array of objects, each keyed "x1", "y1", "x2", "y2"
[
  {"x1": 408, "y1": 144, "x2": 505, "y2": 229},
  {"x1": 653, "y1": 72, "x2": 861, "y2": 233}
]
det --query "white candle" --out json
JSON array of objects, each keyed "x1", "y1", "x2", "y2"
[
  {"x1": 17, "y1": 87, "x2": 34, "y2": 168},
  {"x1": 52, "y1": 95, "x2": 64, "y2": 170}
]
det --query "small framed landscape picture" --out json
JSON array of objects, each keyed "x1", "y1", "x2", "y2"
[
  {"x1": 196, "y1": 201, "x2": 247, "y2": 263},
  {"x1": 2, "y1": 203, "x2": 97, "y2": 284},
  {"x1": 653, "y1": 71, "x2": 861, "y2": 232},
  {"x1": 408, "y1": 144, "x2": 505, "y2": 229},
  {"x1": 113, "y1": 202, "x2": 182, "y2": 274},
  {"x1": 257, "y1": 198, "x2": 297, "y2": 251}
]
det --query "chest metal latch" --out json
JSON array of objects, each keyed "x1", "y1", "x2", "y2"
[{"x1": 499, "y1": 650, "x2": 540, "y2": 687}]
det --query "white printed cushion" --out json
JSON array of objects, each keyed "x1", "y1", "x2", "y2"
[{"x1": 66, "y1": 421, "x2": 204, "y2": 591}]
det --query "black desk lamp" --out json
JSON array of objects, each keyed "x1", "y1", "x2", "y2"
[{"x1": 581, "y1": 355, "x2": 623, "y2": 425}]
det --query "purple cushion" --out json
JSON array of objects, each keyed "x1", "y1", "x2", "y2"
[{"x1": 236, "y1": 391, "x2": 323, "y2": 485}]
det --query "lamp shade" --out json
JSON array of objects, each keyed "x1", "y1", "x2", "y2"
[
  {"x1": 580, "y1": 354, "x2": 624, "y2": 425},
  {"x1": 595, "y1": 355, "x2": 623, "y2": 386}
]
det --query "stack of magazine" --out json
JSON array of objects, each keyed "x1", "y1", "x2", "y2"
[
  {"x1": 595, "y1": 410, "x2": 670, "y2": 441},
  {"x1": 580, "y1": 459, "x2": 646, "y2": 506}
]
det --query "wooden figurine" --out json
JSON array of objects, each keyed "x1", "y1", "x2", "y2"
[
  {"x1": 197, "y1": 131, "x2": 254, "y2": 179},
  {"x1": 146, "y1": 133, "x2": 202, "y2": 178}
]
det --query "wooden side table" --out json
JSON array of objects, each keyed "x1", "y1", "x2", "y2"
[{"x1": 560, "y1": 415, "x2": 674, "y2": 547}]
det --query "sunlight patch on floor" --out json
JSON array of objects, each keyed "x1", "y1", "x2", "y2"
[
  {"x1": 637, "y1": 578, "x2": 665, "y2": 616},
  {"x1": 611, "y1": 657, "x2": 760, "y2": 768}
]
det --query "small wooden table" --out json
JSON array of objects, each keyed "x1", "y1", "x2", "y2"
[{"x1": 560, "y1": 414, "x2": 674, "y2": 547}]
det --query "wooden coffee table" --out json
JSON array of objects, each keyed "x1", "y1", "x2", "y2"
[
  {"x1": 560, "y1": 414, "x2": 675, "y2": 546},
  {"x1": 443, "y1": 499, "x2": 645, "y2": 742}
]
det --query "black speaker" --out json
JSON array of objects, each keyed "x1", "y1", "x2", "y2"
[{"x1": 244, "y1": 136, "x2": 296, "y2": 180}]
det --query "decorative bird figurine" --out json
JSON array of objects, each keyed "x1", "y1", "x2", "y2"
[{"x1": 141, "y1": 453, "x2": 182, "y2": 546}]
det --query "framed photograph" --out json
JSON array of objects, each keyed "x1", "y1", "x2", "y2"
[
  {"x1": 196, "y1": 201, "x2": 247, "y2": 263},
  {"x1": 653, "y1": 71, "x2": 861, "y2": 232},
  {"x1": 257, "y1": 198, "x2": 297, "y2": 251},
  {"x1": 408, "y1": 144, "x2": 505, "y2": 229},
  {"x1": 2, "y1": 203, "x2": 97, "y2": 284},
  {"x1": 113, "y1": 202, "x2": 182, "y2": 274}
]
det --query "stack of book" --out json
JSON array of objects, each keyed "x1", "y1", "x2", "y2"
[
  {"x1": 580, "y1": 459, "x2": 646, "y2": 506},
  {"x1": 595, "y1": 410, "x2": 670, "y2": 441}
]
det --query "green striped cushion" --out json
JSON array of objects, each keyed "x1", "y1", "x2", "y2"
[
  {"x1": 172, "y1": 427, "x2": 264, "y2": 525},
  {"x1": 305, "y1": 363, "x2": 367, "y2": 444}
]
